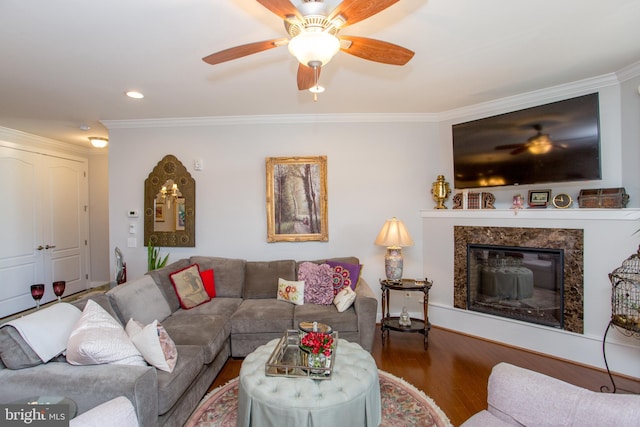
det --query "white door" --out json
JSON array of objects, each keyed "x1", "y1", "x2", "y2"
[
  {"x1": 0, "y1": 146, "x2": 88, "y2": 317},
  {"x1": 43, "y1": 156, "x2": 89, "y2": 296}
]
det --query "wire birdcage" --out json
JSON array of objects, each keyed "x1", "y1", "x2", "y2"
[{"x1": 609, "y1": 246, "x2": 640, "y2": 335}]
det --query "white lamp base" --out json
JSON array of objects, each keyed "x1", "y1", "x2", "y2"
[{"x1": 385, "y1": 247, "x2": 403, "y2": 280}]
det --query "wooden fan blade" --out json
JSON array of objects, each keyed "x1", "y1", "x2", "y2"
[
  {"x1": 297, "y1": 64, "x2": 320, "y2": 90},
  {"x1": 202, "y1": 38, "x2": 288, "y2": 65},
  {"x1": 256, "y1": 0, "x2": 302, "y2": 21},
  {"x1": 340, "y1": 36, "x2": 414, "y2": 65},
  {"x1": 328, "y1": 0, "x2": 400, "y2": 26}
]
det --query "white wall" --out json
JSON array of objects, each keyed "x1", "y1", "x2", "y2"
[{"x1": 107, "y1": 120, "x2": 436, "y2": 303}]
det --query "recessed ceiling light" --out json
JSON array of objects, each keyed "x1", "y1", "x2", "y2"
[
  {"x1": 125, "y1": 91, "x2": 144, "y2": 99},
  {"x1": 89, "y1": 137, "x2": 108, "y2": 148}
]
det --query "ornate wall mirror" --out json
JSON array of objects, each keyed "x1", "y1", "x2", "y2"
[{"x1": 144, "y1": 155, "x2": 195, "y2": 247}]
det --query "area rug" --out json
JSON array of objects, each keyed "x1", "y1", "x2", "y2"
[{"x1": 184, "y1": 370, "x2": 452, "y2": 427}]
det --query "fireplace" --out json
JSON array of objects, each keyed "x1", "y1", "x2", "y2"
[
  {"x1": 467, "y1": 244, "x2": 564, "y2": 328},
  {"x1": 454, "y1": 226, "x2": 584, "y2": 334}
]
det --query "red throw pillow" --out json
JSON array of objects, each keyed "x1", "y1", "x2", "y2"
[{"x1": 200, "y1": 269, "x2": 216, "y2": 298}]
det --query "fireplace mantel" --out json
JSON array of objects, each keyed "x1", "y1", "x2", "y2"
[
  {"x1": 421, "y1": 207, "x2": 640, "y2": 378},
  {"x1": 421, "y1": 208, "x2": 640, "y2": 221}
]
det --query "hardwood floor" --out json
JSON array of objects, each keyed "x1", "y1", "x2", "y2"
[{"x1": 208, "y1": 326, "x2": 640, "y2": 426}]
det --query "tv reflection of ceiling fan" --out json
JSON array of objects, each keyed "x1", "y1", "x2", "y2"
[
  {"x1": 495, "y1": 124, "x2": 567, "y2": 155},
  {"x1": 202, "y1": 0, "x2": 414, "y2": 95}
]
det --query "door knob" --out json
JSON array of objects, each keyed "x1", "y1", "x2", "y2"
[
  {"x1": 36, "y1": 245, "x2": 44, "y2": 251},
  {"x1": 45, "y1": 245, "x2": 56, "y2": 249}
]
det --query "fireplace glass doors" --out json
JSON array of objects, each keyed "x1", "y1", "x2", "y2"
[{"x1": 467, "y1": 244, "x2": 564, "y2": 328}]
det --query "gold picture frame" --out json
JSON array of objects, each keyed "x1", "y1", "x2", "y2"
[{"x1": 266, "y1": 156, "x2": 328, "y2": 242}]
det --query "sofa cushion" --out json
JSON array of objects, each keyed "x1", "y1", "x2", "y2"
[
  {"x1": 243, "y1": 260, "x2": 296, "y2": 299},
  {"x1": 231, "y1": 299, "x2": 294, "y2": 334},
  {"x1": 147, "y1": 258, "x2": 192, "y2": 312},
  {"x1": 71, "y1": 293, "x2": 121, "y2": 324},
  {"x1": 160, "y1": 312, "x2": 231, "y2": 364},
  {"x1": 107, "y1": 275, "x2": 172, "y2": 324},
  {"x1": 169, "y1": 264, "x2": 211, "y2": 309},
  {"x1": 298, "y1": 262, "x2": 334, "y2": 305},
  {"x1": 277, "y1": 278, "x2": 305, "y2": 305},
  {"x1": 156, "y1": 345, "x2": 205, "y2": 415},
  {"x1": 294, "y1": 303, "x2": 358, "y2": 332},
  {"x1": 126, "y1": 319, "x2": 178, "y2": 373},
  {"x1": 189, "y1": 257, "x2": 246, "y2": 298}
]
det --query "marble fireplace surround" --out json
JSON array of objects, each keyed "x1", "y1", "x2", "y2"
[{"x1": 453, "y1": 226, "x2": 584, "y2": 334}]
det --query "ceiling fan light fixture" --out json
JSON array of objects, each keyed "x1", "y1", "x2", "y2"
[
  {"x1": 89, "y1": 137, "x2": 108, "y2": 148},
  {"x1": 288, "y1": 29, "x2": 340, "y2": 67}
]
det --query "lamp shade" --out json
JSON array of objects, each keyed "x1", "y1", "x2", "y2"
[{"x1": 374, "y1": 217, "x2": 414, "y2": 248}]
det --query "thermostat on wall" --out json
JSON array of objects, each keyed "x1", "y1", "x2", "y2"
[{"x1": 127, "y1": 209, "x2": 139, "y2": 218}]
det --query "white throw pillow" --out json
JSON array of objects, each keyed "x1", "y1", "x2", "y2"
[
  {"x1": 126, "y1": 319, "x2": 178, "y2": 373},
  {"x1": 333, "y1": 286, "x2": 356, "y2": 312},
  {"x1": 66, "y1": 300, "x2": 146, "y2": 367},
  {"x1": 277, "y1": 278, "x2": 305, "y2": 305}
]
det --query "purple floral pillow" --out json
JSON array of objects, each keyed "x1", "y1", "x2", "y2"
[
  {"x1": 298, "y1": 262, "x2": 334, "y2": 305},
  {"x1": 326, "y1": 260, "x2": 362, "y2": 294}
]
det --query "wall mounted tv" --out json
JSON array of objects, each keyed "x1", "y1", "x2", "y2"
[{"x1": 452, "y1": 93, "x2": 601, "y2": 189}]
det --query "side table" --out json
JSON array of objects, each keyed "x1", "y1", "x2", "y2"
[{"x1": 380, "y1": 278, "x2": 433, "y2": 349}]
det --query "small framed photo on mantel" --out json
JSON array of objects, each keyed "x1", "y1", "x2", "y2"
[{"x1": 527, "y1": 189, "x2": 551, "y2": 208}]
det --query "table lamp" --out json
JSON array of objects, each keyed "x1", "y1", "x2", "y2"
[{"x1": 374, "y1": 217, "x2": 414, "y2": 280}]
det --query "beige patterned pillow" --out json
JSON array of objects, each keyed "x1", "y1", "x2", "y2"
[
  {"x1": 169, "y1": 264, "x2": 210, "y2": 309},
  {"x1": 126, "y1": 319, "x2": 178, "y2": 373},
  {"x1": 277, "y1": 278, "x2": 305, "y2": 305}
]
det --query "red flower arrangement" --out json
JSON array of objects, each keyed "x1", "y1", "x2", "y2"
[{"x1": 300, "y1": 331, "x2": 334, "y2": 356}]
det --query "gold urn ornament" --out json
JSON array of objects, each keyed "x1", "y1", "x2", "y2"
[{"x1": 431, "y1": 175, "x2": 451, "y2": 209}]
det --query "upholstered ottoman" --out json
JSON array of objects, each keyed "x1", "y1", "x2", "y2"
[{"x1": 238, "y1": 338, "x2": 381, "y2": 427}]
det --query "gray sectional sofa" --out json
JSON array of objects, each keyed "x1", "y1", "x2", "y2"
[{"x1": 0, "y1": 256, "x2": 378, "y2": 427}]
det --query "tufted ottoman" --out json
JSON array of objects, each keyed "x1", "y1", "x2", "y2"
[{"x1": 237, "y1": 338, "x2": 381, "y2": 427}]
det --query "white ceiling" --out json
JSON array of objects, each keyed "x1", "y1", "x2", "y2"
[{"x1": 1, "y1": 0, "x2": 639, "y2": 148}]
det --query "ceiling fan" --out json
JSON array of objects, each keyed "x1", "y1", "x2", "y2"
[
  {"x1": 495, "y1": 124, "x2": 566, "y2": 155},
  {"x1": 202, "y1": 0, "x2": 414, "y2": 98}
]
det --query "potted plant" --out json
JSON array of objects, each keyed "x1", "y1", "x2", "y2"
[{"x1": 147, "y1": 240, "x2": 169, "y2": 271}]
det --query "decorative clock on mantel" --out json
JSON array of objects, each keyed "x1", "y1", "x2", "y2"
[{"x1": 552, "y1": 193, "x2": 573, "y2": 209}]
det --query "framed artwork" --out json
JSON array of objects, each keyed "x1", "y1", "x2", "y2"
[
  {"x1": 528, "y1": 189, "x2": 552, "y2": 208},
  {"x1": 175, "y1": 198, "x2": 186, "y2": 231},
  {"x1": 266, "y1": 156, "x2": 328, "y2": 242},
  {"x1": 155, "y1": 203, "x2": 165, "y2": 221}
]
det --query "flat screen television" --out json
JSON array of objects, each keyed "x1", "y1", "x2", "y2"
[{"x1": 452, "y1": 93, "x2": 601, "y2": 189}]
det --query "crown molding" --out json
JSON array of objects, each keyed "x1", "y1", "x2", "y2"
[
  {"x1": 616, "y1": 60, "x2": 640, "y2": 82},
  {"x1": 102, "y1": 68, "x2": 630, "y2": 130},
  {"x1": 437, "y1": 73, "x2": 619, "y2": 123},
  {"x1": 0, "y1": 126, "x2": 90, "y2": 158},
  {"x1": 102, "y1": 112, "x2": 438, "y2": 129}
]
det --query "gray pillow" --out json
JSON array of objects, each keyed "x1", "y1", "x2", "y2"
[
  {"x1": 0, "y1": 325, "x2": 42, "y2": 369},
  {"x1": 107, "y1": 275, "x2": 172, "y2": 325}
]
